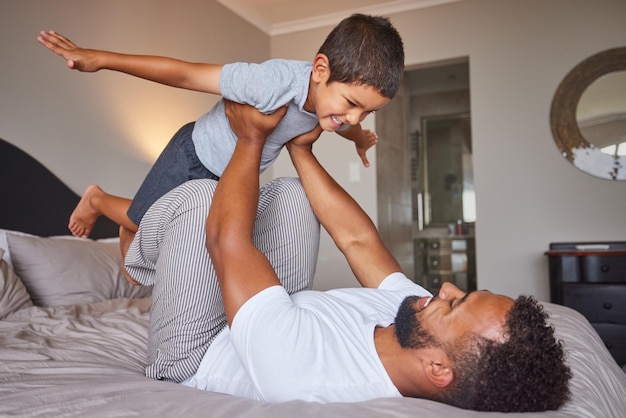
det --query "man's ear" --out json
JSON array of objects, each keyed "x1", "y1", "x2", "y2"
[
  {"x1": 422, "y1": 348, "x2": 453, "y2": 388},
  {"x1": 311, "y1": 53, "x2": 330, "y2": 83}
]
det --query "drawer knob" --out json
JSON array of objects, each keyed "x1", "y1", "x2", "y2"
[
  {"x1": 605, "y1": 341, "x2": 613, "y2": 350},
  {"x1": 603, "y1": 302, "x2": 612, "y2": 310},
  {"x1": 601, "y1": 265, "x2": 610, "y2": 273}
]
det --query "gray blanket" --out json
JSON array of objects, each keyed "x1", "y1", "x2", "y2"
[{"x1": 0, "y1": 297, "x2": 624, "y2": 418}]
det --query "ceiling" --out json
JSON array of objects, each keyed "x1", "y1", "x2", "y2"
[
  {"x1": 215, "y1": 0, "x2": 470, "y2": 94},
  {"x1": 216, "y1": 0, "x2": 462, "y2": 36}
]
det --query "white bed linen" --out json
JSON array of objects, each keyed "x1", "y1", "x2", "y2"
[{"x1": 0, "y1": 296, "x2": 625, "y2": 418}]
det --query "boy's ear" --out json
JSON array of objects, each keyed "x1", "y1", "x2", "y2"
[{"x1": 311, "y1": 53, "x2": 330, "y2": 83}]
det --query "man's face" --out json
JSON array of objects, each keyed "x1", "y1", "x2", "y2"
[
  {"x1": 308, "y1": 80, "x2": 390, "y2": 132},
  {"x1": 396, "y1": 282, "x2": 514, "y2": 349}
]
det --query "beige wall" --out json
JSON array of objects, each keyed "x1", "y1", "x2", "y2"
[
  {"x1": 271, "y1": 0, "x2": 626, "y2": 298},
  {"x1": 0, "y1": 0, "x2": 269, "y2": 198},
  {"x1": 2, "y1": 0, "x2": 626, "y2": 299}
]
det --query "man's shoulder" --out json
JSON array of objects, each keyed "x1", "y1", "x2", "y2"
[{"x1": 378, "y1": 272, "x2": 431, "y2": 296}]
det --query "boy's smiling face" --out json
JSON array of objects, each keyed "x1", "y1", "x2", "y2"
[{"x1": 305, "y1": 53, "x2": 390, "y2": 132}]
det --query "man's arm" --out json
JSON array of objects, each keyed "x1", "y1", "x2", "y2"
[
  {"x1": 205, "y1": 101, "x2": 287, "y2": 326},
  {"x1": 286, "y1": 131, "x2": 402, "y2": 289},
  {"x1": 37, "y1": 31, "x2": 222, "y2": 93}
]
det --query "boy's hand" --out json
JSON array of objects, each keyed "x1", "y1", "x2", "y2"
[
  {"x1": 224, "y1": 100, "x2": 287, "y2": 144},
  {"x1": 354, "y1": 129, "x2": 378, "y2": 168},
  {"x1": 37, "y1": 31, "x2": 101, "y2": 72}
]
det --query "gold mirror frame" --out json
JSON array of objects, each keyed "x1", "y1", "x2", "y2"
[{"x1": 550, "y1": 47, "x2": 626, "y2": 180}]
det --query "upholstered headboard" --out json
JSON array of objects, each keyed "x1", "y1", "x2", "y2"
[{"x1": 0, "y1": 138, "x2": 118, "y2": 238}]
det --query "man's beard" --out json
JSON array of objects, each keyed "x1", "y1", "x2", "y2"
[{"x1": 394, "y1": 295, "x2": 439, "y2": 349}]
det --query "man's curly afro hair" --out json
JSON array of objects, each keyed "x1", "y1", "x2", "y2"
[{"x1": 438, "y1": 295, "x2": 572, "y2": 412}]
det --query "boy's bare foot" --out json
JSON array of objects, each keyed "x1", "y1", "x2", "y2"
[
  {"x1": 119, "y1": 226, "x2": 140, "y2": 285},
  {"x1": 68, "y1": 184, "x2": 103, "y2": 237}
]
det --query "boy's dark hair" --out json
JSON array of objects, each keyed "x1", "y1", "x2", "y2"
[
  {"x1": 318, "y1": 14, "x2": 404, "y2": 99},
  {"x1": 438, "y1": 296, "x2": 572, "y2": 412}
]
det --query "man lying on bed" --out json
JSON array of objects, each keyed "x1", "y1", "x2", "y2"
[{"x1": 122, "y1": 101, "x2": 571, "y2": 412}]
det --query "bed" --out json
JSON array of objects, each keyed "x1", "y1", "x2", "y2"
[{"x1": 1, "y1": 137, "x2": 625, "y2": 418}]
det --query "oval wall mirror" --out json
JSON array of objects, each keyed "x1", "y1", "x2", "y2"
[{"x1": 550, "y1": 47, "x2": 626, "y2": 180}]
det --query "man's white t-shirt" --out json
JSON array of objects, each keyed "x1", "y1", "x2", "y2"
[{"x1": 183, "y1": 273, "x2": 431, "y2": 403}]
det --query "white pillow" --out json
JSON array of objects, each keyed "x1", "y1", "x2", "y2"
[
  {"x1": 1, "y1": 228, "x2": 100, "y2": 267},
  {"x1": 7, "y1": 233, "x2": 152, "y2": 307},
  {"x1": 0, "y1": 228, "x2": 36, "y2": 268},
  {"x1": 0, "y1": 247, "x2": 34, "y2": 318}
]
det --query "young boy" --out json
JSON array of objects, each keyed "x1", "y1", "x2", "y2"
[{"x1": 37, "y1": 14, "x2": 404, "y2": 238}]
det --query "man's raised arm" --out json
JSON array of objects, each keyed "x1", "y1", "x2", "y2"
[
  {"x1": 286, "y1": 129, "x2": 402, "y2": 289},
  {"x1": 205, "y1": 101, "x2": 287, "y2": 326}
]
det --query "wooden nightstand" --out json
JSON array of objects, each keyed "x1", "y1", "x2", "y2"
[{"x1": 545, "y1": 242, "x2": 626, "y2": 367}]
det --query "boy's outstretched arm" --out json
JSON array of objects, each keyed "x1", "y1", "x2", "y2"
[
  {"x1": 286, "y1": 128, "x2": 401, "y2": 289},
  {"x1": 336, "y1": 124, "x2": 378, "y2": 167},
  {"x1": 37, "y1": 31, "x2": 221, "y2": 94},
  {"x1": 206, "y1": 101, "x2": 287, "y2": 327}
]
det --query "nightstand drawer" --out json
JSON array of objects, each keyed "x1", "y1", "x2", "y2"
[
  {"x1": 562, "y1": 284, "x2": 626, "y2": 324},
  {"x1": 580, "y1": 255, "x2": 626, "y2": 283},
  {"x1": 427, "y1": 253, "x2": 468, "y2": 272},
  {"x1": 425, "y1": 238, "x2": 474, "y2": 251},
  {"x1": 591, "y1": 323, "x2": 626, "y2": 366},
  {"x1": 546, "y1": 242, "x2": 626, "y2": 368}
]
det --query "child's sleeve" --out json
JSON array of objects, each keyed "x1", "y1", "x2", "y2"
[{"x1": 220, "y1": 60, "x2": 298, "y2": 113}]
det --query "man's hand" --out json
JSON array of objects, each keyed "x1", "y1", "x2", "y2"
[
  {"x1": 208, "y1": 100, "x2": 288, "y2": 327},
  {"x1": 287, "y1": 127, "x2": 402, "y2": 289},
  {"x1": 285, "y1": 124, "x2": 323, "y2": 153},
  {"x1": 224, "y1": 100, "x2": 288, "y2": 145}
]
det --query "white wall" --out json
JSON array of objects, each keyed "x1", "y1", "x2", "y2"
[{"x1": 271, "y1": 0, "x2": 626, "y2": 298}]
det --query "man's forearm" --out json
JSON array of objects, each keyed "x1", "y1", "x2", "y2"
[
  {"x1": 287, "y1": 145, "x2": 367, "y2": 235},
  {"x1": 206, "y1": 102, "x2": 286, "y2": 326},
  {"x1": 287, "y1": 144, "x2": 401, "y2": 288}
]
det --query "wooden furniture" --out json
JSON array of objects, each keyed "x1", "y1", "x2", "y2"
[
  {"x1": 545, "y1": 242, "x2": 626, "y2": 367},
  {"x1": 414, "y1": 236, "x2": 476, "y2": 293}
]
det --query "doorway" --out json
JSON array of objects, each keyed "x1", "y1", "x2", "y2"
[{"x1": 375, "y1": 58, "x2": 476, "y2": 293}]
